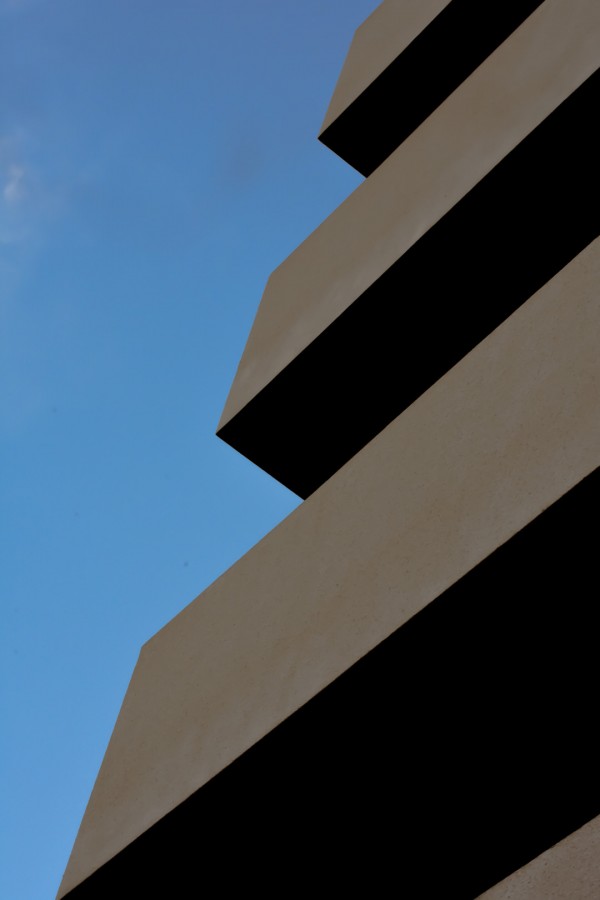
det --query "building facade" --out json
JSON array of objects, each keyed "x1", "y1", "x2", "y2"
[{"x1": 59, "y1": 2, "x2": 600, "y2": 896}]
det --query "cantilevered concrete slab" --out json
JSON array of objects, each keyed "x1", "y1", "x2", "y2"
[
  {"x1": 59, "y1": 467, "x2": 600, "y2": 897},
  {"x1": 218, "y1": 0, "x2": 600, "y2": 497},
  {"x1": 59, "y1": 470, "x2": 600, "y2": 900},
  {"x1": 59, "y1": 239, "x2": 600, "y2": 897},
  {"x1": 477, "y1": 815, "x2": 600, "y2": 899},
  {"x1": 319, "y1": 0, "x2": 545, "y2": 174}
]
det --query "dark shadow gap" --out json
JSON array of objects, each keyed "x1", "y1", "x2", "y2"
[
  {"x1": 220, "y1": 70, "x2": 600, "y2": 498},
  {"x1": 320, "y1": 0, "x2": 546, "y2": 175},
  {"x1": 66, "y1": 466, "x2": 600, "y2": 898}
]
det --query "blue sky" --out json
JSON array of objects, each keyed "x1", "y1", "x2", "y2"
[{"x1": 1, "y1": 0, "x2": 379, "y2": 896}]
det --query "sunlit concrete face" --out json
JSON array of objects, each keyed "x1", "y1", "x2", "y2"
[
  {"x1": 320, "y1": 0, "x2": 454, "y2": 137},
  {"x1": 319, "y1": 0, "x2": 546, "y2": 173},
  {"x1": 218, "y1": 0, "x2": 600, "y2": 496},
  {"x1": 58, "y1": 240, "x2": 600, "y2": 897},
  {"x1": 59, "y1": 0, "x2": 600, "y2": 896},
  {"x1": 478, "y1": 815, "x2": 600, "y2": 900},
  {"x1": 56, "y1": 465, "x2": 600, "y2": 897}
]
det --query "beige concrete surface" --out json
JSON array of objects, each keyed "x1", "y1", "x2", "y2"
[
  {"x1": 59, "y1": 238, "x2": 600, "y2": 897},
  {"x1": 477, "y1": 815, "x2": 600, "y2": 899},
  {"x1": 320, "y1": 0, "x2": 451, "y2": 134},
  {"x1": 219, "y1": 0, "x2": 599, "y2": 432}
]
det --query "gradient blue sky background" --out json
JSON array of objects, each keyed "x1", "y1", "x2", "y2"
[{"x1": 1, "y1": 0, "x2": 381, "y2": 896}]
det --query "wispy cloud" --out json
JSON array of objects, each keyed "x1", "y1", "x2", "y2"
[
  {"x1": 0, "y1": 131, "x2": 57, "y2": 306},
  {"x1": 0, "y1": 131, "x2": 64, "y2": 234},
  {"x1": 0, "y1": 136, "x2": 30, "y2": 247},
  {"x1": 3, "y1": 163, "x2": 26, "y2": 205},
  {"x1": 0, "y1": 134, "x2": 41, "y2": 432}
]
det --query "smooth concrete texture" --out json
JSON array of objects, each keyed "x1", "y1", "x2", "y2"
[
  {"x1": 218, "y1": 0, "x2": 600, "y2": 495},
  {"x1": 59, "y1": 238, "x2": 600, "y2": 897},
  {"x1": 319, "y1": 0, "x2": 545, "y2": 174},
  {"x1": 220, "y1": 69, "x2": 598, "y2": 497},
  {"x1": 59, "y1": 466, "x2": 600, "y2": 897},
  {"x1": 477, "y1": 815, "x2": 600, "y2": 899},
  {"x1": 320, "y1": 0, "x2": 452, "y2": 134}
]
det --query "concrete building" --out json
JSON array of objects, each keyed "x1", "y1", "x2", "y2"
[{"x1": 58, "y1": 2, "x2": 600, "y2": 896}]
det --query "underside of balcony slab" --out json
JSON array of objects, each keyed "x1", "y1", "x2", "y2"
[
  {"x1": 59, "y1": 240, "x2": 600, "y2": 897},
  {"x1": 62, "y1": 465, "x2": 600, "y2": 898},
  {"x1": 478, "y1": 815, "x2": 600, "y2": 899},
  {"x1": 319, "y1": 0, "x2": 545, "y2": 174},
  {"x1": 219, "y1": 0, "x2": 600, "y2": 496}
]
